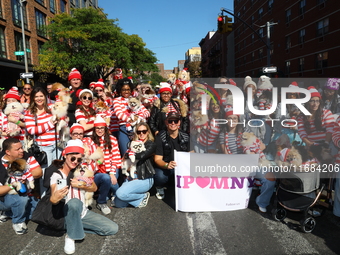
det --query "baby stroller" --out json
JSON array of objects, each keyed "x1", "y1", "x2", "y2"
[{"x1": 272, "y1": 171, "x2": 324, "y2": 233}]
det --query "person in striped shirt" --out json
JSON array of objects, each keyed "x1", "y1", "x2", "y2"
[
  {"x1": 83, "y1": 116, "x2": 121, "y2": 215},
  {"x1": 24, "y1": 87, "x2": 60, "y2": 168},
  {"x1": 75, "y1": 89, "x2": 95, "y2": 137},
  {"x1": 0, "y1": 138, "x2": 42, "y2": 234},
  {"x1": 332, "y1": 116, "x2": 340, "y2": 219},
  {"x1": 113, "y1": 78, "x2": 150, "y2": 156},
  {"x1": 297, "y1": 86, "x2": 334, "y2": 149}
]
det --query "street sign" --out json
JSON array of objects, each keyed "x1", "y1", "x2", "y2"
[
  {"x1": 26, "y1": 49, "x2": 31, "y2": 53},
  {"x1": 262, "y1": 66, "x2": 277, "y2": 73},
  {"x1": 15, "y1": 51, "x2": 25, "y2": 56},
  {"x1": 20, "y1": 72, "x2": 34, "y2": 79}
]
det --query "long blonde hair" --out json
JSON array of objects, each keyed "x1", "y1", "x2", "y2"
[{"x1": 133, "y1": 122, "x2": 154, "y2": 142}]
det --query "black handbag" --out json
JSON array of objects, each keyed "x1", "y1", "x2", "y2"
[
  {"x1": 31, "y1": 189, "x2": 65, "y2": 230},
  {"x1": 28, "y1": 142, "x2": 48, "y2": 166}
]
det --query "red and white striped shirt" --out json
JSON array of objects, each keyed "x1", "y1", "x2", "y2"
[
  {"x1": 198, "y1": 120, "x2": 221, "y2": 147},
  {"x1": 24, "y1": 109, "x2": 58, "y2": 146},
  {"x1": 297, "y1": 109, "x2": 334, "y2": 143},
  {"x1": 83, "y1": 136, "x2": 121, "y2": 174},
  {"x1": 113, "y1": 96, "x2": 150, "y2": 125},
  {"x1": 109, "y1": 104, "x2": 119, "y2": 133},
  {"x1": 332, "y1": 116, "x2": 340, "y2": 165},
  {"x1": 75, "y1": 108, "x2": 95, "y2": 136}
]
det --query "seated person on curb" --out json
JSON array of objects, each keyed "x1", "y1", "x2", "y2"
[
  {"x1": 154, "y1": 112, "x2": 190, "y2": 199},
  {"x1": 49, "y1": 139, "x2": 118, "y2": 255},
  {"x1": 0, "y1": 138, "x2": 42, "y2": 234}
]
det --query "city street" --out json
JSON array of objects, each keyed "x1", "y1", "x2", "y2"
[{"x1": 0, "y1": 188, "x2": 339, "y2": 255}]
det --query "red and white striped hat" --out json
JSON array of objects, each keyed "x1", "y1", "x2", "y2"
[
  {"x1": 94, "y1": 116, "x2": 106, "y2": 127},
  {"x1": 63, "y1": 139, "x2": 84, "y2": 156},
  {"x1": 289, "y1": 81, "x2": 299, "y2": 88},
  {"x1": 70, "y1": 123, "x2": 84, "y2": 134},
  {"x1": 94, "y1": 79, "x2": 105, "y2": 90},
  {"x1": 307, "y1": 86, "x2": 321, "y2": 99},
  {"x1": 68, "y1": 68, "x2": 82, "y2": 81},
  {"x1": 4, "y1": 87, "x2": 20, "y2": 101},
  {"x1": 159, "y1": 82, "x2": 172, "y2": 94}
]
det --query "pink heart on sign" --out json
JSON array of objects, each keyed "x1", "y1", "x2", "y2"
[{"x1": 196, "y1": 177, "x2": 210, "y2": 188}]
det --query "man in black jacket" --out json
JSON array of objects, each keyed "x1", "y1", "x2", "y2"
[{"x1": 154, "y1": 112, "x2": 190, "y2": 199}]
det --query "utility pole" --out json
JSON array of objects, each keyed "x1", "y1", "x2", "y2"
[
  {"x1": 20, "y1": 0, "x2": 29, "y2": 84},
  {"x1": 260, "y1": 21, "x2": 278, "y2": 67}
]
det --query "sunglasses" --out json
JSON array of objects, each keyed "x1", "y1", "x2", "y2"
[
  {"x1": 82, "y1": 96, "x2": 92, "y2": 100},
  {"x1": 95, "y1": 89, "x2": 103, "y2": 92},
  {"x1": 23, "y1": 88, "x2": 31, "y2": 90},
  {"x1": 136, "y1": 130, "x2": 148, "y2": 135},
  {"x1": 167, "y1": 119, "x2": 179, "y2": 124},
  {"x1": 70, "y1": 156, "x2": 82, "y2": 163},
  {"x1": 96, "y1": 127, "x2": 105, "y2": 130}
]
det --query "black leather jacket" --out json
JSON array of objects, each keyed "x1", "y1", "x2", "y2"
[
  {"x1": 148, "y1": 99, "x2": 189, "y2": 135},
  {"x1": 135, "y1": 140, "x2": 156, "y2": 179}
]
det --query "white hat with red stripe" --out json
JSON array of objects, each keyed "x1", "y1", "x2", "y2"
[
  {"x1": 94, "y1": 79, "x2": 105, "y2": 90},
  {"x1": 278, "y1": 148, "x2": 290, "y2": 162},
  {"x1": 70, "y1": 123, "x2": 84, "y2": 134},
  {"x1": 63, "y1": 139, "x2": 84, "y2": 156},
  {"x1": 94, "y1": 115, "x2": 106, "y2": 127},
  {"x1": 159, "y1": 82, "x2": 172, "y2": 94},
  {"x1": 78, "y1": 89, "x2": 93, "y2": 99},
  {"x1": 289, "y1": 81, "x2": 299, "y2": 88}
]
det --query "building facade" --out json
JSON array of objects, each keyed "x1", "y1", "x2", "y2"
[
  {"x1": 0, "y1": 0, "x2": 98, "y2": 88},
  {"x1": 234, "y1": 0, "x2": 340, "y2": 78}
]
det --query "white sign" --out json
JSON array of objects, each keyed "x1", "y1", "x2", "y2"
[
  {"x1": 262, "y1": 66, "x2": 277, "y2": 73},
  {"x1": 20, "y1": 72, "x2": 33, "y2": 79},
  {"x1": 174, "y1": 151, "x2": 258, "y2": 212}
]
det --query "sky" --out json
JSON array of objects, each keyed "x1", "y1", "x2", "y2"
[{"x1": 98, "y1": 0, "x2": 233, "y2": 70}]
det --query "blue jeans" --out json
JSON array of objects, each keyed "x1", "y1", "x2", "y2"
[
  {"x1": 333, "y1": 171, "x2": 340, "y2": 217},
  {"x1": 154, "y1": 167, "x2": 174, "y2": 188},
  {"x1": 25, "y1": 196, "x2": 39, "y2": 221},
  {"x1": 0, "y1": 194, "x2": 29, "y2": 224},
  {"x1": 115, "y1": 178, "x2": 154, "y2": 208},
  {"x1": 94, "y1": 173, "x2": 112, "y2": 204},
  {"x1": 64, "y1": 198, "x2": 118, "y2": 240},
  {"x1": 39, "y1": 144, "x2": 62, "y2": 197},
  {"x1": 118, "y1": 125, "x2": 133, "y2": 156},
  {"x1": 256, "y1": 177, "x2": 276, "y2": 208},
  {"x1": 110, "y1": 171, "x2": 120, "y2": 198}
]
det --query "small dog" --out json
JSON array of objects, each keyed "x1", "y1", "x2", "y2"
[
  {"x1": 73, "y1": 164, "x2": 94, "y2": 207},
  {"x1": 126, "y1": 98, "x2": 145, "y2": 131},
  {"x1": 241, "y1": 132, "x2": 270, "y2": 167},
  {"x1": 4, "y1": 102, "x2": 25, "y2": 137},
  {"x1": 94, "y1": 101, "x2": 111, "y2": 126},
  {"x1": 6, "y1": 159, "x2": 34, "y2": 195},
  {"x1": 121, "y1": 140, "x2": 146, "y2": 177}
]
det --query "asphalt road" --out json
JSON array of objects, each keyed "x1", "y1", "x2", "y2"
[{"x1": 0, "y1": 188, "x2": 339, "y2": 255}]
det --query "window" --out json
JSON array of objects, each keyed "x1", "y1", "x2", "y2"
[
  {"x1": 251, "y1": 34, "x2": 255, "y2": 43},
  {"x1": 299, "y1": 0, "x2": 306, "y2": 15},
  {"x1": 0, "y1": 0, "x2": 3, "y2": 18},
  {"x1": 285, "y1": 36, "x2": 291, "y2": 49},
  {"x1": 317, "y1": 18, "x2": 329, "y2": 36},
  {"x1": 50, "y1": 0, "x2": 56, "y2": 13},
  {"x1": 316, "y1": 52, "x2": 328, "y2": 69},
  {"x1": 35, "y1": 9, "x2": 47, "y2": 37},
  {"x1": 268, "y1": 0, "x2": 274, "y2": 11},
  {"x1": 37, "y1": 40, "x2": 44, "y2": 54},
  {"x1": 74, "y1": 0, "x2": 80, "y2": 8},
  {"x1": 0, "y1": 26, "x2": 6, "y2": 58},
  {"x1": 11, "y1": 0, "x2": 28, "y2": 29},
  {"x1": 60, "y1": 0, "x2": 66, "y2": 13},
  {"x1": 286, "y1": 9, "x2": 291, "y2": 23},
  {"x1": 259, "y1": 28, "x2": 264, "y2": 38},
  {"x1": 299, "y1": 29, "x2": 305, "y2": 44},
  {"x1": 15, "y1": 32, "x2": 31, "y2": 63},
  {"x1": 258, "y1": 8, "x2": 263, "y2": 20},
  {"x1": 285, "y1": 61, "x2": 290, "y2": 75},
  {"x1": 259, "y1": 48, "x2": 263, "y2": 58},
  {"x1": 251, "y1": 15, "x2": 254, "y2": 25},
  {"x1": 35, "y1": 0, "x2": 45, "y2": 5},
  {"x1": 251, "y1": 52, "x2": 255, "y2": 62},
  {"x1": 82, "y1": 0, "x2": 86, "y2": 7},
  {"x1": 299, "y1": 58, "x2": 304, "y2": 71}
]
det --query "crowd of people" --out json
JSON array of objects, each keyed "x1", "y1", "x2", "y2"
[{"x1": 0, "y1": 67, "x2": 340, "y2": 254}]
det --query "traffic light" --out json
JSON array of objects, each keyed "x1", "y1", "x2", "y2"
[
  {"x1": 225, "y1": 16, "x2": 233, "y2": 32},
  {"x1": 217, "y1": 16, "x2": 224, "y2": 33}
]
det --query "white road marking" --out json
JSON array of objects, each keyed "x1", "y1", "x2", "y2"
[{"x1": 186, "y1": 212, "x2": 227, "y2": 255}]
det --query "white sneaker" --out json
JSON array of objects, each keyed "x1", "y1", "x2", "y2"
[
  {"x1": 64, "y1": 234, "x2": 75, "y2": 254},
  {"x1": 0, "y1": 211, "x2": 8, "y2": 222},
  {"x1": 12, "y1": 223, "x2": 27, "y2": 235},
  {"x1": 259, "y1": 206, "x2": 267, "y2": 213},
  {"x1": 156, "y1": 188, "x2": 165, "y2": 200},
  {"x1": 96, "y1": 203, "x2": 111, "y2": 215},
  {"x1": 137, "y1": 192, "x2": 150, "y2": 208}
]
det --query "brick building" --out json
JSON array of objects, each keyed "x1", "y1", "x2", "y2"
[
  {"x1": 234, "y1": 0, "x2": 340, "y2": 78},
  {"x1": 0, "y1": 0, "x2": 98, "y2": 88}
]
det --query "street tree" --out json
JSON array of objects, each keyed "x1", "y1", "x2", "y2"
[{"x1": 35, "y1": 7, "x2": 157, "y2": 83}]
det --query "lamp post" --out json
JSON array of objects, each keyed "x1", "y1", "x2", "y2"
[{"x1": 19, "y1": 0, "x2": 29, "y2": 83}]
